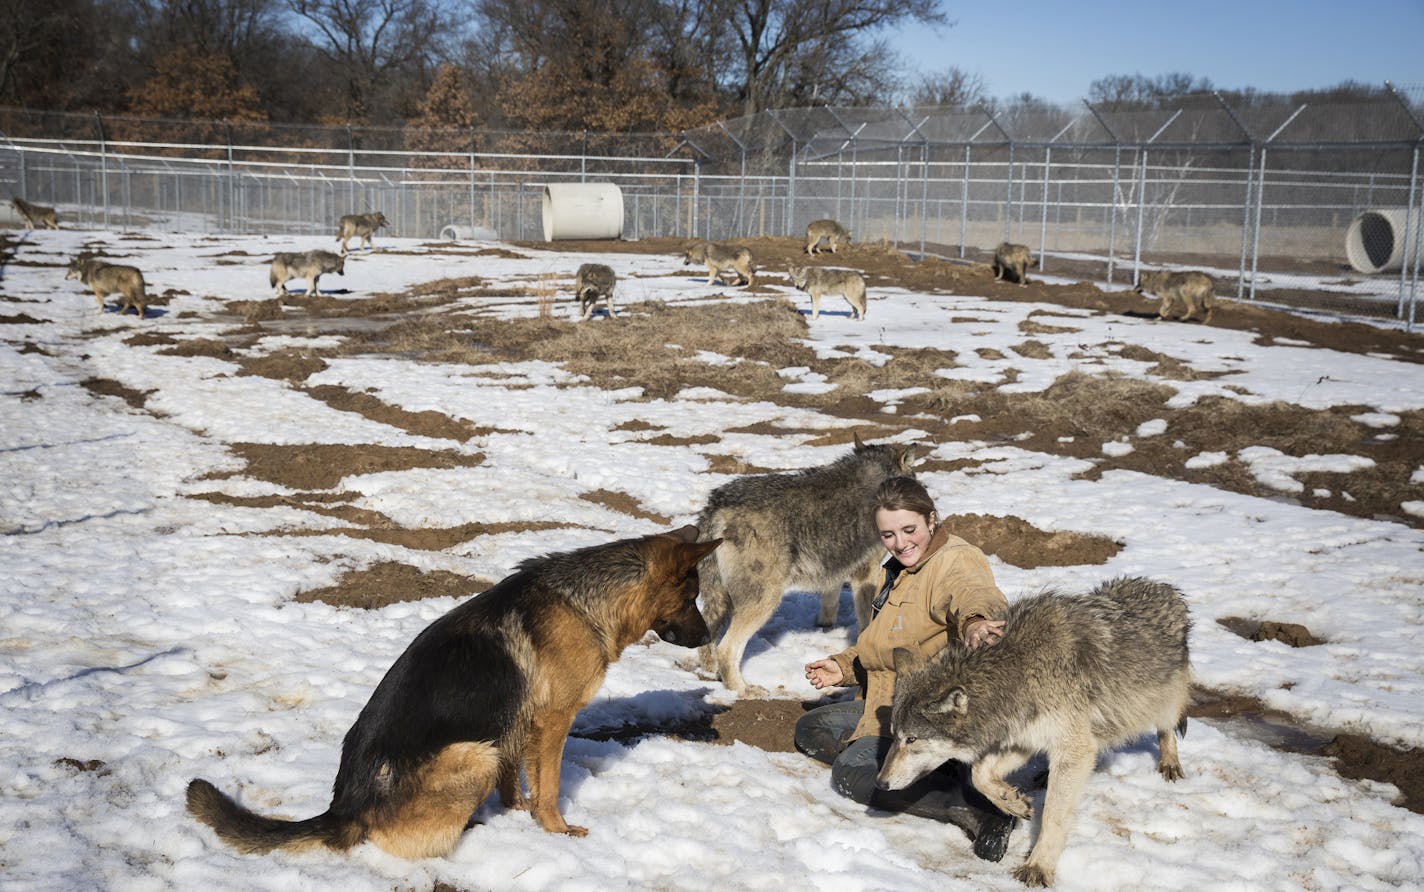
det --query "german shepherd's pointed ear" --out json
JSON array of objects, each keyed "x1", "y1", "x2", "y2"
[
  {"x1": 679, "y1": 538, "x2": 722, "y2": 567},
  {"x1": 891, "y1": 647, "x2": 924, "y2": 677}
]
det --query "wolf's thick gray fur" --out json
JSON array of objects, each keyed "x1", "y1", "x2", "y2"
[
  {"x1": 991, "y1": 242, "x2": 1032, "y2": 285},
  {"x1": 683, "y1": 241, "x2": 755, "y2": 286},
  {"x1": 271, "y1": 250, "x2": 346, "y2": 297},
  {"x1": 336, "y1": 212, "x2": 389, "y2": 254},
  {"x1": 11, "y1": 196, "x2": 59, "y2": 230},
  {"x1": 574, "y1": 263, "x2": 616, "y2": 319},
  {"x1": 805, "y1": 219, "x2": 851, "y2": 254},
  {"x1": 693, "y1": 435, "x2": 917, "y2": 694},
  {"x1": 787, "y1": 266, "x2": 867, "y2": 321},
  {"x1": 1136, "y1": 270, "x2": 1216, "y2": 323},
  {"x1": 879, "y1": 576, "x2": 1191, "y2": 886}
]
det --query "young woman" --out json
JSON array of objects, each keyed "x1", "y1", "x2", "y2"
[{"x1": 795, "y1": 475, "x2": 1016, "y2": 861}]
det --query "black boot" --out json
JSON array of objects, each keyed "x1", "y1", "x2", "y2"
[{"x1": 971, "y1": 810, "x2": 1017, "y2": 862}]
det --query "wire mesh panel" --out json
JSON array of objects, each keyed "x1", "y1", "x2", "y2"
[{"x1": 3, "y1": 90, "x2": 1422, "y2": 326}]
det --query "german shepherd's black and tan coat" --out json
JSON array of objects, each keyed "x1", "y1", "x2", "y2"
[{"x1": 187, "y1": 526, "x2": 721, "y2": 859}]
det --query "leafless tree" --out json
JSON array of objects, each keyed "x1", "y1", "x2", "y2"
[
  {"x1": 287, "y1": 0, "x2": 454, "y2": 120},
  {"x1": 907, "y1": 66, "x2": 987, "y2": 108},
  {"x1": 721, "y1": 0, "x2": 943, "y2": 114}
]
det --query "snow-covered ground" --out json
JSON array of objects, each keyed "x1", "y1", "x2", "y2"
[{"x1": 2, "y1": 229, "x2": 1422, "y2": 890}]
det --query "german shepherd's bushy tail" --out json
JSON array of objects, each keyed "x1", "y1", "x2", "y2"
[{"x1": 186, "y1": 779, "x2": 360, "y2": 853}]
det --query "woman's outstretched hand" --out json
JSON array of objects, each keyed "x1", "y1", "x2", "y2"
[{"x1": 805, "y1": 658, "x2": 844, "y2": 689}]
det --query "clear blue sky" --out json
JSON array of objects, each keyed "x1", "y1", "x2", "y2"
[{"x1": 889, "y1": 0, "x2": 1424, "y2": 103}]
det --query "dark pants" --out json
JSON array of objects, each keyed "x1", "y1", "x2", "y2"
[{"x1": 794, "y1": 699, "x2": 1001, "y2": 840}]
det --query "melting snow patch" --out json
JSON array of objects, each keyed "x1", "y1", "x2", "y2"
[
  {"x1": 1238, "y1": 446, "x2": 1376, "y2": 494},
  {"x1": 1186, "y1": 451, "x2": 1230, "y2": 469},
  {"x1": 1351, "y1": 412, "x2": 1400, "y2": 428},
  {"x1": 1136, "y1": 418, "x2": 1168, "y2": 437},
  {"x1": 1103, "y1": 439, "x2": 1135, "y2": 457}
]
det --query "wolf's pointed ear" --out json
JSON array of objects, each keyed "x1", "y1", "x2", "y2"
[
  {"x1": 663, "y1": 524, "x2": 701, "y2": 544},
  {"x1": 895, "y1": 442, "x2": 922, "y2": 470},
  {"x1": 891, "y1": 647, "x2": 924, "y2": 676},
  {"x1": 853, "y1": 431, "x2": 866, "y2": 450},
  {"x1": 932, "y1": 687, "x2": 968, "y2": 715}
]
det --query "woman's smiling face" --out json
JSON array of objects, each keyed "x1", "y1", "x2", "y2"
[{"x1": 876, "y1": 507, "x2": 934, "y2": 568}]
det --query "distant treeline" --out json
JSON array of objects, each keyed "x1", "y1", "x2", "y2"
[{"x1": 0, "y1": 0, "x2": 1406, "y2": 135}]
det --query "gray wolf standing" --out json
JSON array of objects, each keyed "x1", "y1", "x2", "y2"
[
  {"x1": 336, "y1": 212, "x2": 390, "y2": 254},
  {"x1": 65, "y1": 257, "x2": 148, "y2": 318},
  {"x1": 1135, "y1": 270, "x2": 1216, "y2": 323},
  {"x1": 694, "y1": 435, "x2": 918, "y2": 695},
  {"x1": 877, "y1": 576, "x2": 1191, "y2": 887},
  {"x1": 187, "y1": 526, "x2": 722, "y2": 859},
  {"x1": 11, "y1": 196, "x2": 59, "y2": 230},
  {"x1": 991, "y1": 242, "x2": 1032, "y2": 285},
  {"x1": 805, "y1": 219, "x2": 851, "y2": 255},
  {"x1": 787, "y1": 266, "x2": 867, "y2": 321},
  {"x1": 574, "y1": 262, "x2": 616, "y2": 319},
  {"x1": 271, "y1": 250, "x2": 346, "y2": 298},
  {"x1": 683, "y1": 240, "x2": 755, "y2": 287}
]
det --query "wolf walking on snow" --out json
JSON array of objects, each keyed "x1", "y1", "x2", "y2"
[
  {"x1": 574, "y1": 263, "x2": 616, "y2": 319},
  {"x1": 270, "y1": 250, "x2": 346, "y2": 298},
  {"x1": 692, "y1": 435, "x2": 918, "y2": 694},
  {"x1": 683, "y1": 240, "x2": 756, "y2": 287},
  {"x1": 10, "y1": 196, "x2": 59, "y2": 230},
  {"x1": 336, "y1": 211, "x2": 390, "y2": 254},
  {"x1": 66, "y1": 256, "x2": 149, "y2": 318},
  {"x1": 1135, "y1": 269, "x2": 1216, "y2": 323},
  {"x1": 877, "y1": 576, "x2": 1192, "y2": 887},
  {"x1": 787, "y1": 266, "x2": 868, "y2": 320}
]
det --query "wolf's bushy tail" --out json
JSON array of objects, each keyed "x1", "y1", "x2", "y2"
[{"x1": 186, "y1": 778, "x2": 358, "y2": 854}]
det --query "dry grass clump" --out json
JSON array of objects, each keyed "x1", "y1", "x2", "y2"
[{"x1": 342, "y1": 298, "x2": 817, "y2": 402}]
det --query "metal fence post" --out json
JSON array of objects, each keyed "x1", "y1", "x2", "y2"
[{"x1": 95, "y1": 113, "x2": 110, "y2": 228}]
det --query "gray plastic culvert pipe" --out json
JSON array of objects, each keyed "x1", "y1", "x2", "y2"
[
  {"x1": 1345, "y1": 208, "x2": 1422, "y2": 274},
  {"x1": 541, "y1": 182, "x2": 624, "y2": 241}
]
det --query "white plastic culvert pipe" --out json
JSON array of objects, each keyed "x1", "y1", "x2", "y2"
[
  {"x1": 439, "y1": 224, "x2": 499, "y2": 241},
  {"x1": 1345, "y1": 208, "x2": 1423, "y2": 274},
  {"x1": 541, "y1": 183, "x2": 624, "y2": 241}
]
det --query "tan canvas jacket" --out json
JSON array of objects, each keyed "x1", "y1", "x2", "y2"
[{"x1": 828, "y1": 525, "x2": 1008, "y2": 742}]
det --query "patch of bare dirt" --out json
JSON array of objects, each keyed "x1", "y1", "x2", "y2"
[
  {"x1": 212, "y1": 443, "x2": 485, "y2": 490},
  {"x1": 294, "y1": 561, "x2": 492, "y2": 609},
  {"x1": 80, "y1": 377, "x2": 151, "y2": 410},
  {"x1": 300, "y1": 384, "x2": 498, "y2": 442},
  {"x1": 0, "y1": 312, "x2": 44, "y2": 324},
  {"x1": 580, "y1": 489, "x2": 672, "y2": 525},
  {"x1": 946, "y1": 514, "x2": 1122, "y2": 568},
  {"x1": 236, "y1": 350, "x2": 329, "y2": 383}
]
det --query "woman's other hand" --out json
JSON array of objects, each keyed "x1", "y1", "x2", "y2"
[{"x1": 805, "y1": 658, "x2": 843, "y2": 689}]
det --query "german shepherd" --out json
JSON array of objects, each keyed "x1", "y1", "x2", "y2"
[{"x1": 187, "y1": 526, "x2": 722, "y2": 859}]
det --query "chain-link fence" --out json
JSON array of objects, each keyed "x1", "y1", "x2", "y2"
[{"x1": 4, "y1": 87, "x2": 1423, "y2": 327}]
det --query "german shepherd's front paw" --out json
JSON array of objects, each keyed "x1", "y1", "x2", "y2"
[{"x1": 1012, "y1": 863, "x2": 1052, "y2": 887}]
